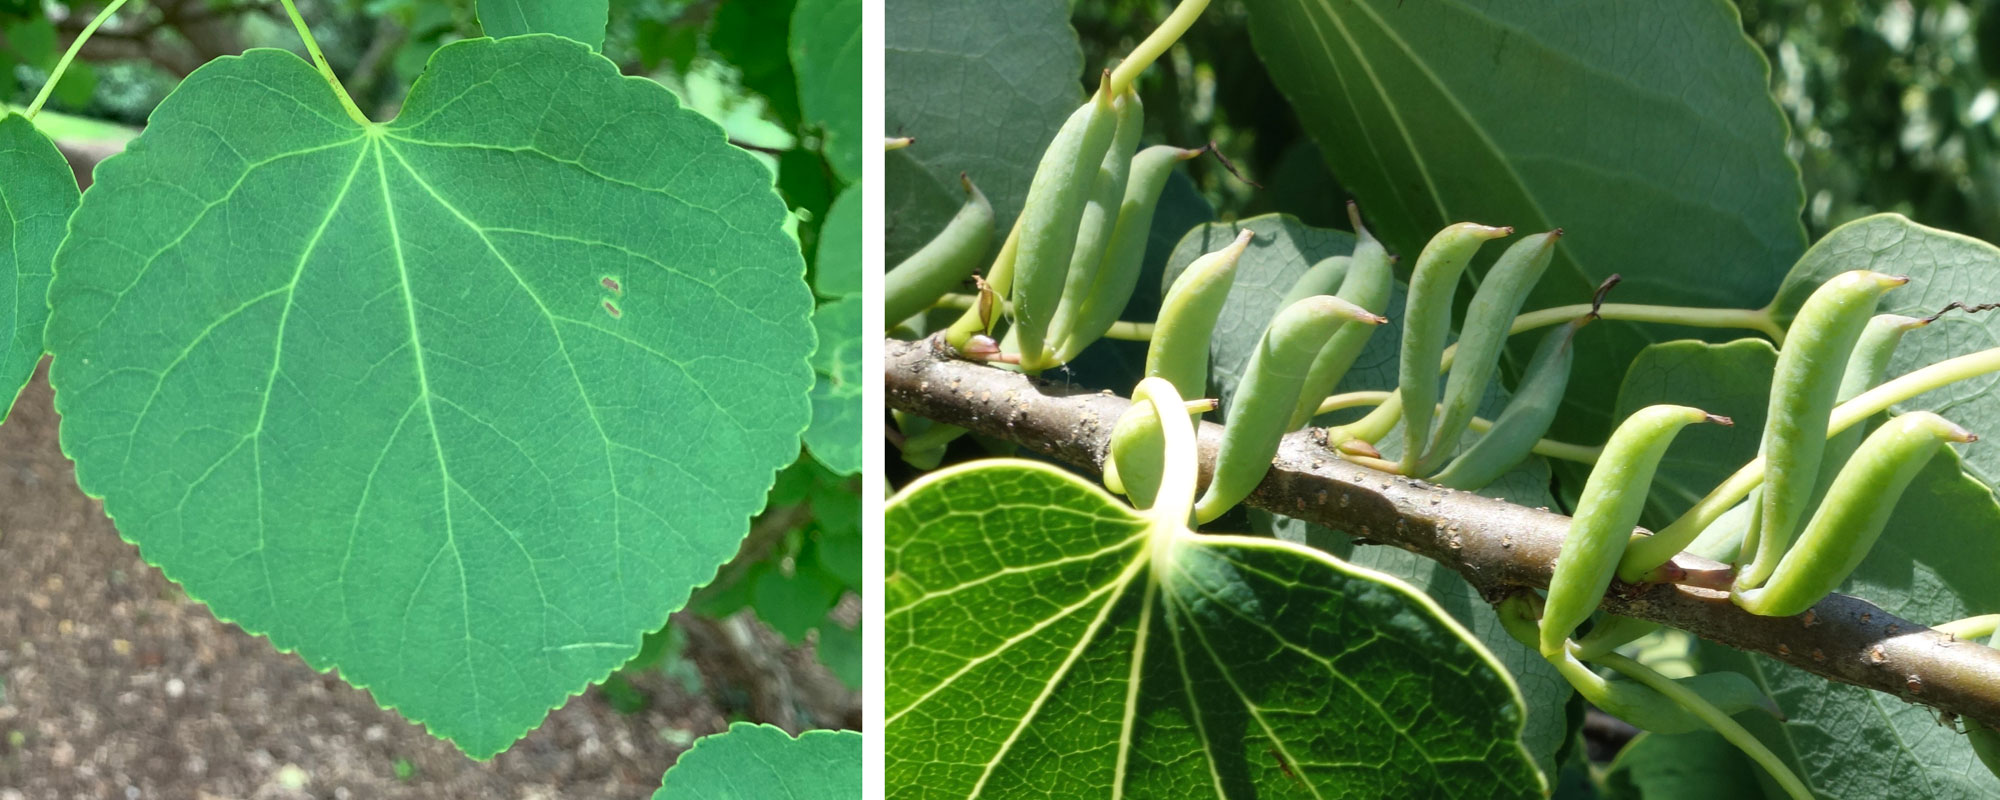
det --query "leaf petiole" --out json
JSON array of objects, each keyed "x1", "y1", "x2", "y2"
[
  {"x1": 1936, "y1": 614, "x2": 2000, "y2": 641},
  {"x1": 1315, "y1": 389, "x2": 1601, "y2": 463},
  {"x1": 26, "y1": 0, "x2": 130, "y2": 120},
  {"x1": 276, "y1": 0, "x2": 372, "y2": 126}
]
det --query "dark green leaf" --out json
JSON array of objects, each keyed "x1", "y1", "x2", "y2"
[
  {"x1": 815, "y1": 620, "x2": 861, "y2": 688},
  {"x1": 806, "y1": 296, "x2": 861, "y2": 475},
  {"x1": 1604, "y1": 730, "x2": 1770, "y2": 800},
  {"x1": 885, "y1": 0, "x2": 1082, "y2": 264},
  {"x1": 0, "y1": 114, "x2": 78, "y2": 419},
  {"x1": 1612, "y1": 339, "x2": 1775, "y2": 527},
  {"x1": 815, "y1": 183, "x2": 860, "y2": 298},
  {"x1": 790, "y1": 0, "x2": 861, "y2": 183},
  {"x1": 478, "y1": 0, "x2": 608, "y2": 49},
  {"x1": 709, "y1": 0, "x2": 802, "y2": 127},
  {"x1": 753, "y1": 563, "x2": 841, "y2": 644},
  {"x1": 1242, "y1": 0, "x2": 1807, "y2": 444},
  {"x1": 43, "y1": 38, "x2": 814, "y2": 758}
]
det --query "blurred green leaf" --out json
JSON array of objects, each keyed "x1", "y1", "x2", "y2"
[
  {"x1": 654, "y1": 723, "x2": 862, "y2": 799},
  {"x1": 815, "y1": 620, "x2": 860, "y2": 688},
  {"x1": 709, "y1": 0, "x2": 801, "y2": 127},
  {"x1": 789, "y1": 0, "x2": 860, "y2": 183},
  {"x1": 752, "y1": 561, "x2": 841, "y2": 644},
  {"x1": 806, "y1": 296, "x2": 862, "y2": 475},
  {"x1": 0, "y1": 114, "x2": 77, "y2": 421},
  {"x1": 814, "y1": 183, "x2": 860, "y2": 298},
  {"x1": 5, "y1": 17, "x2": 52, "y2": 67},
  {"x1": 477, "y1": 0, "x2": 608, "y2": 49},
  {"x1": 1604, "y1": 730, "x2": 1770, "y2": 800},
  {"x1": 885, "y1": 0, "x2": 1082, "y2": 265}
]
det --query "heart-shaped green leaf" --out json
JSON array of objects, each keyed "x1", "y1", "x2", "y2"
[
  {"x1": 887, "y1": 458, "x2": 1543, "y2": 798},
  {"x1": 0, "y1": 113, "x2": 78, "y2": 418},
  {"x1": 479, "y1": 0, "x2": 608, "y2": 50},
  {"x1": 655, "y1": 723, "x2": 863, "y2": 799},
  {"x1": 43, "y1": 37, "x2": 814, "y2": 758},
  {"x1": 790, "y1": 0, "x2": 862, "y2": 183}
]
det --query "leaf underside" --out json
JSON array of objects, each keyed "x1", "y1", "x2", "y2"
[
  {"x1": 887, "y1": 460, "x2": 1541, "y2": 798},
  {"x1": 0, "y1": 113, "x2": 80, "y2": 419},
  {"x1": 44, "y1": 37, "x2": 814, "y2": 758},
  {"x1": 654, "y1": 722, "x2": 864, "y2": 799}
]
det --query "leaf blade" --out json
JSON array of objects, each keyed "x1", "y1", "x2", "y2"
[{"x1": 44, "y1": 38, "x2": 814, "y2": 758}]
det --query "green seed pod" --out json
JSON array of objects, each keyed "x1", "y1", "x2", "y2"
[
  {"x1": 1418, "y1": 230, "x2": 1563, "y2": 476},
  {"x1": 1046, "y1": 89, "x2": 1144, "y2": 354},
  {"x1": 1279, "y1": 256, "x2": 1351, "y2": 313},
  {"x1": 1543, "y1": 405, "x2": 1725, "y2": 657},
  {"x1": 1105, "y1": 398, "x2": 1213, "y2": 508},
  {"x1": 1803, "y1": 314, "x2": 1930, "y2": 510},
  {"x1": 1737, "y1": 270, "x2": 1908, "y2": 591},
  {"x1": 1397, "y1": 222, "x2": 1513, "y2": 474},
  {"x1": 1145, "y1": 229, "x2": 1256, "y2": 400},
  {"x1": 1105, "y1": 398, "x2": 1166, "y2": 509},
  {"x1": 1734, "y1": 412, "x2": 1975, "y2": 617},
  {"x1": 885, "y1": 174, "x2": 996, "y2": 329},
  {"x1": 1193, "y1": 295, "x2": 1387, "y2": 523},
  {"x1": 1011, "y1": 80, "x2": 1125, "y2": 369},
  {"x1": 1287, "y1": 204, "x2": 1397, "y2": 429},
  {"x1": 1432, "y1": 316, "x2": 1588, "y2": 491},
  {"x1": 1052, "y1": 145, "x2": 1204, "y2": 363},
  {"x1": 1683, "y1": 493, "x2": 1755, "y2": 564}
]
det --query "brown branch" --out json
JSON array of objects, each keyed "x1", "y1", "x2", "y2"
[{"x1": 885, "y1": 336, "x2": 2000, "y2": 730}]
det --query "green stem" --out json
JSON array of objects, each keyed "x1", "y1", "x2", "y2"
[
  {"x1": 1936, "y1": 614, "x2": 2000, "y2": 642},
  {"x1": 1108, "y1": 0, "x2": 1211, "y2": 96},
  {"x1": 1516, "y1": 303, "x2": 1785, "y2": 345},
  {"x1": 1326, "y1": 303, "x2": 1779, "y2": 447},
  {"x1": 1591, "y1": 650, "x2": 1812, "y2": 800},
  {"x1": 1314, "y1": 390, "x2": 1600, "y2": 463},
  {"x1": 26, "y1": 0, "x2": 130, "y2": 120},
  {"x1": 277, "y1": 0, "x2": 371, "y2": 126},
  {"x1": 1624, "y1": 345, "x2": 2000, "y2": 581},
  {"x1": 935, "y1": 293, "x2": 1154, "y2": 341}
]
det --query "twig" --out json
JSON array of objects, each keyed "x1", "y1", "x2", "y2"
[{"x1": 884, "y1": 336, "x2": 2000, "y2": 730}]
